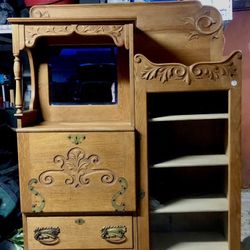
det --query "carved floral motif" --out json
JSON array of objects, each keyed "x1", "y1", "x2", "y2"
[
  {"x1": 25, "y1": 24, "x2": 127, "y2": 48},
  {"x1": 134, "y1": 52, "x2": 241, "y2": 85},
  {"x1": 184, "y1": 6, "x2": 222, "y2": 40},
  {"x1": 38, "y1": 147, "x2": 116, "y2": 188},
  {"x1": 28, "y1": 147, "x2": 129, "y2": 212}
]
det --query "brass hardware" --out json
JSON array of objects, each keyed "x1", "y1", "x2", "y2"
[
  {"x1": 68, "y1": 135, "x2": 86, "y2": 145},
  {"x1": 112, "y1": 177, "x2": 128, "y2": 212},
  {"x1": 75, "y1": 218, "x2": 85, "y2": 225},
  {"x1": 34, "y1": 227, "x2": 60, "y2": 245},
  {"x1": 28, "y1": 178, "x2": 45, "y2": 213},
  {"x1": 101, "y1": 225, "x2": 127, "y2": 244}
]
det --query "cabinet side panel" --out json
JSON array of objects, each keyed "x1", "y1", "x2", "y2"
[{"x1": 228, "y1": 85, "x2": 241, "y2": 250}]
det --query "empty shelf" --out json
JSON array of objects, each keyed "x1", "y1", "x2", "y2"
[
  {"x1": 151, "y1": 197, "x2": 228, "y2": 213},
  {"x1": 151, "y1": 154, "x2": 228, "y2": 168},
  {"x1": 151, "y1": 232, "x2": 228, "y2": 250},
  {"x1": 149, "y1": 113, "x2": 228, "y2": 122}
]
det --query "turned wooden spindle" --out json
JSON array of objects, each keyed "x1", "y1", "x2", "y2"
[{"x1": 13, "y1": 54, "x2": 23, "y2": 115}]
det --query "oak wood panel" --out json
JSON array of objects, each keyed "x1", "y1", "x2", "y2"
[
  {"x1": 228, "y1": 68, "x2": 242, "y2": 250},
  {"x1": 17, "y1": 132, "x2": 136, "y2": 213},
  {"x1": 26, "y1": 2, "x2": 224, "y2": 64},
  {"x1": 16, "y1": 121, "x2": 134, "y2": 132},
  {"x1": 26, "y1": 216, "x2": 134, "y2": 249}
]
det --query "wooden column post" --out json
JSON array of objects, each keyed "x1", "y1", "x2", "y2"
[{"x1": 13, "y1": 53, "x2": 23, "y2": 116}]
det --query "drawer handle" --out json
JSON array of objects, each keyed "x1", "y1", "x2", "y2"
[
  {"x1": 101, "y1": 225, "x2": 127, "y2": 244},
  {"x1": 68, "y1": 134, "x2": 86, "y2": 145},
  {"x1": 34, "y1": 227, "x2": 60, "y2": 245}
]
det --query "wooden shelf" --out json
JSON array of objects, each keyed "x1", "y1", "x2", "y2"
[
  {"x1": 148, "y1": 113, "x2": 228, "y2": 122},
  {"x1": 151, "y1": 154, "x2": 228, "y2": 168},
  {"x1": 151, "y1": 197, "x2": 228, "y2": 213},
  {"x1": 16, "y1": 121, "x2": 134, "y2": 132},
  {"x1": 151, "y1": 232, "x2": 228, "y2": 250}
]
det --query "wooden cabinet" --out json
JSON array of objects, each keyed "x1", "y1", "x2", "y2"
[
  {"x1": 18, "y1": 132, "x2": 136, "y2": 213},
  {"x1": 9, "y1": 2, "x2": 241, "y2": 250},
  {"x1": 134, "y1": 52, "x2": 241, "y2": 250},
  {"x1": 27, "y1": 216, "x2": 134, "y2": 249}
]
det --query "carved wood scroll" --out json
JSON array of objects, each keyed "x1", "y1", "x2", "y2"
[
  {"x1": 24, "y1": 24, "x2": 129, "y2": 49},
  {"x1": 184, "y1": 6, "x2": 223, "y2": 40},
  {"x1": 134, "y1": 52, "x2": 242, "y2": 85},
  {"x1": 28, "y1": 147, "x2": 128, "y2": 213}
]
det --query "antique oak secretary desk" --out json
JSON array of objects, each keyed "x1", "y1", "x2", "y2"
[{"x1": 9, "y1": 1, "x2": 242, "y2": 250}]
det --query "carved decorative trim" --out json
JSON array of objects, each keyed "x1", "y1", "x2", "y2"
[
  {"x1": 28, "y1": 147, "x2": 129, "y2": 212},
  {"x1": 190, "y1": 60, "x2": 238, "y2": 81},
  {"x1": 134, "y1": 52, "x2": 242, "y2": 85},
  {"x1": 38, "y1": 147, "x2": 117, "y2": 188},
  {"x1": 76, "y1": 25, "x2": 126, "y2": 48},
  {"x1": 25, "y1": 25, "x2": 74, "y2": 47},
  {"x1": 134, "y1": 54, "x2": 190, "y2": 84},
  {"x1": 24, "y1": 24, "x2": 127, "y2": 49},
  {"x1": 184, "y1": 6, "x2": 222, "y2": 40},
  {"x1": 31, "y1": 9, "x2": 50, "y2": 18}
]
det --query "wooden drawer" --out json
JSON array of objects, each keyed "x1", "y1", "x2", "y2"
[
  {"x1": 17, "y1": 132, "x2": 136, "y2": 213},
  {"x1": 26, "y1": 216, "x2": 134, "y2": 249}
]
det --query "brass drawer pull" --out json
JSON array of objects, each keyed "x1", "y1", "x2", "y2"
[
  {"x1": 101, "y1": 225, "x2": 127, "y2": 244},
  {"x1": 34, "y1": 227, "x2": 60, "y2": 245}
]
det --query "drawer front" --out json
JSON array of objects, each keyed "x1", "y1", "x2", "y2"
[
  {"x1": 18, "y1": 132, "x2": 136, "y2": 213},
  {"x1": 27, "y1": 216, "x2": 134, "y2": 249}
]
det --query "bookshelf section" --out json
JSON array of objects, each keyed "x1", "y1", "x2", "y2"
[{"x1": 147, "y1": 91, "x2": 229, "y2": 249}]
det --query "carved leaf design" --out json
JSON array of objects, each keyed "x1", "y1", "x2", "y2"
[
  {"x1": 24, "y1": 24, "x2": 127, "y2": 48},
  {"x1": 141, "y1": 66, "x2": 161, "y2": 81},
  {"x1": 135, "y1": 51, "x2": 241, "y2": 85},
  {"x1": 136, "y1": 54, "x2": 189, "y2": 84},
  {"x1": 76, "y1": 25, "x2": 125, "y2": 47},
  {"x1": 191, "y1": 59, "x2": 239, "y2": 81},
  {"x1": 25, "y1": 25, "x2": 74, "y2": 47},
  {"x1": 76, "y1": 25, "x2": 105, "y2": 34}
]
